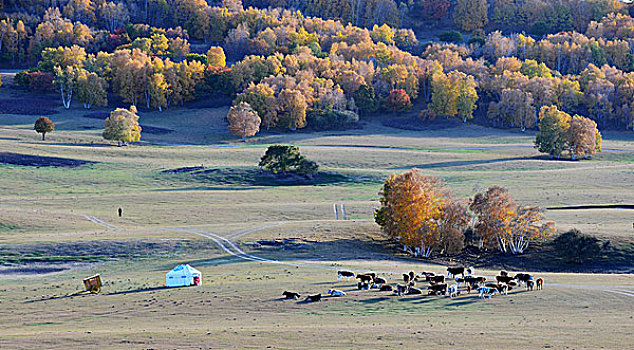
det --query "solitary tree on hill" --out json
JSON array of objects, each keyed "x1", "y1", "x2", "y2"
[{"x1": 34, "y1": 116, "x2": 55, "y2": 140}]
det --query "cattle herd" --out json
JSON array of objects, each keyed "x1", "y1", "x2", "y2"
[{"x1": 282, "y1": 266, "x2": 544, "y2": 302}]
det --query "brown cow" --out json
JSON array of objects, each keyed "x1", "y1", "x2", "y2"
[{"x1": 536, "y1": 277, "x2": 544, "y2": 290}]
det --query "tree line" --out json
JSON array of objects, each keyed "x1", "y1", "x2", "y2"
[{"x1": 4, "y1": 1, "x2": 634, "y2": 141}]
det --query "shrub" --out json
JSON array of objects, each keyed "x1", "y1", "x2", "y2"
[
  {"x1": 386, "y1": 89, "x2": 412, "y2": 112},
  {"x1": 438, "y1": 30, "x2": 463, "y2": 43},
  {"x1": 530, "y1": 21, "x2": 551, "y2": 37},
  {"x1": 553, "y1": 229, "x2": 602, "y2": 264},
  {"x1": 307, "y1": 109, "x2": 359, "y2": 130},
  {"x1": 29, "y1": 72, "x2": 55, "y2": 91},
  {"x1": 467, "y1": 35, "x2": 486, "y2": 47},
  {"x1": 418, "y1": 109, "x2": 437, "y2": 121}
]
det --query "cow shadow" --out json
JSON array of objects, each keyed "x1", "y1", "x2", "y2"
[{"x1": 358, "y1": 296, "x2": 391, "y2": 304}]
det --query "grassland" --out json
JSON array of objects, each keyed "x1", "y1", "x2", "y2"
[{"x1": 0, "y1": 92, "x2": 633, "y2": 348}]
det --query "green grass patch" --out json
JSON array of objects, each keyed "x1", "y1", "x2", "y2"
[
  {"x1": 0, "y1": 222, "x2": 20, "y2": 232},
  {"x1": 24, "y1": 322, "x2": 61, "y2": 327},
  {"x1": 0, "y1": 255, "x2": 108, "y2": 264}
]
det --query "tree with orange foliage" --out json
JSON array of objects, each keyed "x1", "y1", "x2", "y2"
[{"x1": 375, "y1": 169, "x2": 468, "y2": 258}]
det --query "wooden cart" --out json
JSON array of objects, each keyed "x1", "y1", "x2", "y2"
[{"x1": 82, "y1": 274, "x2": 102, "y2": 294}]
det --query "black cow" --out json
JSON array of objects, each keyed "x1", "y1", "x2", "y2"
[
  {"x1": 338, "y1": 270, "x2": 355, "y2": 280},
  {"x1": 357, "y1": 274, "x2": 373, "y2": 283},
  {"x1": 373, "y1": 276, "x2": 387, "y2": 285},
  {"x1": 282, "y1": 291, "x2": 300, "y2": 300},
  {"x1": 428, "y1": 283, "x2": 448, "y2": 295},
  {"x1": 515, "y1": 273, "x2": 533, "y2": 286},
  {"x1": 304, "y1": 294, "x2": 321, "y2": 302},
  {"x1": 447, "y1": 266, "x2": 465, "y2": 278},
  {"x1": 496, "y1": 275, "x2": 515, "y2": 284},
  {"x1": 428, "y1": 275, "x2": 445, "y2": 284}
]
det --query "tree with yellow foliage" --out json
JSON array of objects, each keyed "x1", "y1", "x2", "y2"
[
  {"x1": 103, "y1": 105, "x2": 142, "y2": 146},
  {"x1": 567, "y1": 115, "x2": 602, "y2": 160}
]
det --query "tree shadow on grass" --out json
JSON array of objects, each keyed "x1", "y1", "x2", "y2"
[
  {"x1": 158, "y1": 166, "x2": 358, "y2": 187},
  {"x1": 391, "y1": 156, "x2": 545, "y2": 170}
]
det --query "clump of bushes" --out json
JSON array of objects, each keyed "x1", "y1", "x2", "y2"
[
  {"x1": 307, "y1": 109, "x2": 359, "y2": 130},
  {"x1": 438, "y1": 30, "x2": 463, "y2": 43},
  {"x1": 553, "y1": 229, "x2": 602, "y2": 264}
]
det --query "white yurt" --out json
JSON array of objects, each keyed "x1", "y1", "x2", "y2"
[{"x1": 165, "y1": 264, "x2": 202, "y2": 287}]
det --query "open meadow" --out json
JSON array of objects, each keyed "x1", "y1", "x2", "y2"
[{"x1": 1, "y1": 95, "x2": 633, "y2": 348}]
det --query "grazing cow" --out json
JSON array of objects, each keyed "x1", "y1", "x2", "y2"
[
  {"x1": 304, "y1": 294, "x2": 321, "y2": 302},
  {"x1": 428, "y1": 283, "x2": 448, "y2": 296},
  {"x1": 447, "y1": 266, "x2": 465, "y2": 278},
  {"x1": 407, "y1": 287, "x2": 423, "y2": 295},
  {"x1": 478, "y1": 286, "x2": 498, "y2": 299},
  {"x1": 357, "y1": 282, "x2": 370, "y2": 290},
  {"x1": 500, "y1": 270, "x2": 509, "y2": 277},
  {"x1": 536, "y1": 277, "x2": 544, "y2": 291},
  {"x1": 328, "y1": 289, "x2": 346, "y2": 297},
  {"x1": 357, "y1": 274, "x2": 373, "y2": 283},
  {"x1": 514, "y1": 273, "x2": 533, "y2": 286},
  {"x1": 394, "y1": 284, "x2": 408, "y2": 296},
  {"x1": 380, "y1": 285, "x2": 394, "y2": 292},
  {"x1": 526, "y1": 280, "x2": 535, "y2": 291},
  {"x1": 428, "y1": 275, "x2": 445, "y2": 285},
  {"x1": 338, "y1": 270, "x2": 355, "y2": 280},
  {"x1": 464, "y1": 276, "x2": 486, "y2": 287},
  {"x1": 447, "y1": 284, "x2": 459, "y2": 298},
  {"x1": 282, "y1": 291, "x2": 300, "y2": 300},
  {"x1": 496, "y1": 275, "x2": 515, "y2": 284}
]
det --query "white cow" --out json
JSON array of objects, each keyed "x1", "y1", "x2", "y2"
[
  {"x1": 328, "y1": 289, "x2": 346, "y2": 297},
  {"x1": 447, "y1": 284, "x2": 459, "y2": 298},
  {"x1": 478, "y1": 286, "x2": 498, "y2": 299}
]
